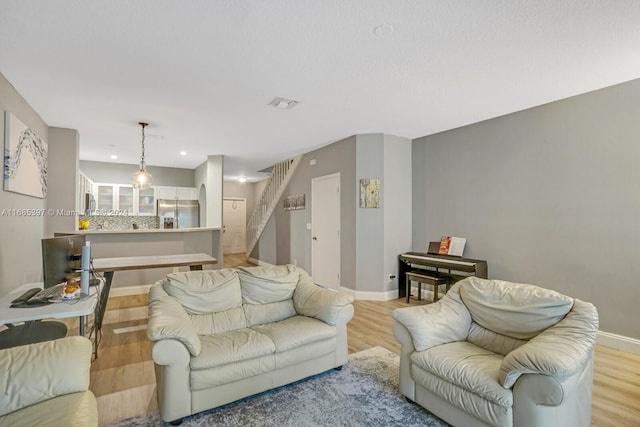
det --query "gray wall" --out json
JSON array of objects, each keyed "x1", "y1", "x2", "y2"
[
  {"x1": 253, "y1": 133, "x2": 412, "y2": 295},
  {"x1": 0, "y1": 73, "x2": 48, "y2": 296},
  {"x1": 412, "y1": 77, "x2": 640, "y2": 340},
  {"x1": 383, "y1": 134, "x2": 412, "y2": 292},
  {"x1": 355, "y1": 134, "x2": 385, "y2": 292},
  {"x1": 46, "y1": 127, "x2": 79, "y2": 236},
  {"x1": 79, "y1": 160, "x2": 195, "y2": 187},
  {"x1": 254, "y1": 136, "x2": 357, "y2": 287}
]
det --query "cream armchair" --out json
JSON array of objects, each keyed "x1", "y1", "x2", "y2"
[
  {"x1": 0, "y1": 336, "x2": 98, "y2": 427},
  {"x1": 392, "y1": 277, "x2": 598, "y2": 427}
]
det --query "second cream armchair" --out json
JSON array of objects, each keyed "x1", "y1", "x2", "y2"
[{"x1": 393, "y1": 277, "x2": 598, "y2": 427}]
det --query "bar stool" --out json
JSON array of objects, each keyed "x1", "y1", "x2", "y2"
[{"x1": 405, "y1": 271, "x2": 450, "y2": 303}]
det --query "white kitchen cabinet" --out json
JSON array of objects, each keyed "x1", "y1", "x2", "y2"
[
  {"x1": 95, "y1": 184, "x2": 116, "y2": 212},
  {"x1": 155, "y1": 186, "x2": 198, "y2": 200},
  {"x1": 137, "y1": 188, "x2": 156, "y2": 215},
  {"x1": 176, "y1": 187, "x2": 198, "y2": 200},
  {"x1": 93, "y1": 183, "x2": 155, "y2": 215},
  {"x1": 154, "y1": 186, "x2": 177, "y2": 200}
]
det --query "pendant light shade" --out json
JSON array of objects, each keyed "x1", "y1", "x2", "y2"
[{"x1": 132, "y1": 122, "x2": 152, "y2": 189}]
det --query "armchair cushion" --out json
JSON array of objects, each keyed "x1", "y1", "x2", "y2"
[
  {"x1": 0, "y1": 336, "x2": 92, "y2": 417},
  {"x1": 500, "y1": 299, "x2": 599, "y2": 388},
  {"x1": 460, "y1": 277, "x2": 574, "y2": 339},
  {"x1": 392, "y1": 285, "x2": 471, "y2": 351}
]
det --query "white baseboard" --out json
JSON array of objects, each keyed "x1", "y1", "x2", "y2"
[
  {"x1": 110, "y1": 284, "x2": 152, "y2": 297},
  {"x1": 248, "y1": 258, "x2": 274, "y2": 268},
  {"x1": 339, "y1": 287, "x2": 398, "y2": 301},
  {"x1": 597, "y1": 331, "x2": 640, "y2": 355}
]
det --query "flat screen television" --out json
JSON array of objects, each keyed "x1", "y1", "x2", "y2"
[{"x1": 41, "y1": 235, "x2": 86, "y2": 288}]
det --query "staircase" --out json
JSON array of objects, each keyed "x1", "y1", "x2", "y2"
[{"x1": 246, "y1": 155, "x2": 302, "y2": 257}]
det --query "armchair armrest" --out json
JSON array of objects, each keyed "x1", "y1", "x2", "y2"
[
  {"x1": 147, "y1": 295, "x2": 201, "y2": 356},
  {"x1": 0, "y1": 336, "x2": 92, "y2": 416},
  {"x1": 500, "y1": 299, "x2": 598, "y2": 389},
  {"x1": 392, "y1": 284, "x2": 471, "y2": 352},
  {"x1": 293, "y1": 271, "x2": 354, "y2": 326}
]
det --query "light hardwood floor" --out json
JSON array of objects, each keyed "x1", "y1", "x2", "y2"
[{"x1": 72, "y1": 255, "x2": 640, "y2": 426}]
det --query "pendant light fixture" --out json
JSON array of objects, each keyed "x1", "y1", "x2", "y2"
[{"x1": 131, "y1": 122, "x2": 153, "y2": 189}]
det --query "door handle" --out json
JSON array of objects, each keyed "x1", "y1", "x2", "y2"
[{"x1": 312, "y1": 236, "x2": 317, "y2": 241}]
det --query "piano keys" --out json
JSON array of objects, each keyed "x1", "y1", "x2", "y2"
[{"x1": 398, "y1": 251, "x2": 488, "y2": 299}]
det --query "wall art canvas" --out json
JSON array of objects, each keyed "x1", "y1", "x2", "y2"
[
  {"x1": 3, "y1": 111, "x2": 47, "y2": 198},
  {"x1": 360, "y1": 178, "x2": 381, "y2": 208},
  {"x1": 284, "y1": 193, "x2": 305, "y2": 211}
]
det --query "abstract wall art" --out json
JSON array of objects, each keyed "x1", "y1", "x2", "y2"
[
  {"x1": 359, "y1": 178, "x2": 381, "y2": 208},
  {"x1": 3, "y1": 111, "x2": 47, "y2": 198}
]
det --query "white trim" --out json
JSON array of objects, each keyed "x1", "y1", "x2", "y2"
[
  {"x1": 247, "y1": 258, "x2": 275, "y2": 268},
  {"x1": 110, "y1": 284, "x2": 152, "y2": 297},
  {"x1": 597, "y1": 331, "x2": 640, "y2": 355},
  {"x1": 339, "y1": 287, "x2": 398, "y2": 301}
]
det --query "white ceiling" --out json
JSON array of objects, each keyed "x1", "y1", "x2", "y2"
[{"x1": 2, "y1": 1, "x2": 640, "y2": 182}]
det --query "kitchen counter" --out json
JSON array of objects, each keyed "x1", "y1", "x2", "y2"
[
  {"x1": 73, "y1": 227, "x2": 220, "y2": 234},
  {"x1": 56, "y1": 227, "x2": 223, "y2": 289}
]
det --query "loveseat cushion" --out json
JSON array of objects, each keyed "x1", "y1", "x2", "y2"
[
  {"x1": 293, "y1": 270, "x2": 354, "y2": 325},
  {"x1": 189, "y1": 329, "x2": 277, "y2": 391},
  {"x1": 148, "y1": 295, "x2": 202, "y2": 356},
  {"x1": 191, "y1": 328, "x2": 275, "y2": 370},
  {"x1": 163, "y1": 269, "x2": 242, "y2": 315},
  {"x1": 411, "y1": 341, "x2": 512, "y2": 426},
  {"x1": 189, "y1": 307, "x2": 247, "y2": 336},
  {"x1": 237, "y1": 265, "x2": 299, "y2": 304},
  {"x1": 459, "y1": 277, "x2": 574, "y2": 339},
  {"x1": 243, "y1": 300, "x2": 297, "y2": 327},
  {"x1": 251, "y1": 315, "x2": 337, "y2": 352}
]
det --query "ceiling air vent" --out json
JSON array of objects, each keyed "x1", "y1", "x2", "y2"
[{"x1": 269, "y1": 97, "x2": 299, "y2": 110}]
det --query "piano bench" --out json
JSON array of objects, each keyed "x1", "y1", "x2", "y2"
[{"x1": 405, "y1": 271, "x2": 450, "y2": 303}]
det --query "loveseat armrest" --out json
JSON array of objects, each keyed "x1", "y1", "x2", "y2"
[
  {"x1": 293, "y1": 271, "x2": 354, "y2": 326},
  {"x1": 148, "y1": 294, "x2": 201, "y2": 356},
  {"x1": 392, "y1": 283, "x2": 471, "y2": 352},
  {"x1": 500, "y1": 299, "x2": 598, "y2": 389},
  {"x1": 0, "y1": 336, "x2": 92, "y2": 417}
]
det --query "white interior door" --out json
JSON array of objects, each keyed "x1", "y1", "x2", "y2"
[
  {"x1": 223, "y1": 198, "x2": 246, "y2": 254},
  {"x1": 311, "y1": 173, "x2": 341, "y2": 290}
]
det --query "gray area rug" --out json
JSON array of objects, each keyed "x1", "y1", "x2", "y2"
[{"x1": 108, "y1": 346, "x2": 449, "y2": 427}]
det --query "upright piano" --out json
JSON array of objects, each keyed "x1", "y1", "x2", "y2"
[{"x1": 398, "y1": 251, "x2": 488, "y2": 299}]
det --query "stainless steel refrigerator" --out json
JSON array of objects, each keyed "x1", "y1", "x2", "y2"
[{"x1": 157, "y1": 199, "x2": 200, "y2": 229}]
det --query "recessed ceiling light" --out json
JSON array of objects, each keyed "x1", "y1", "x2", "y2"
[
  {"x1": 110, "y1": 154, "x2": 118, "y2": 160},
  {"x1": 238, "y1": 176, "x2": 247, "y2": 183},
  {"x1": 373, "y1": 23, "x2": 393, "y2": 37},
  {"x1": 269, "y1": 97, "x2": 299, "y2": 110},
  {"x1": 180, "y1": 151, "x2": 187, "y2": 156}
]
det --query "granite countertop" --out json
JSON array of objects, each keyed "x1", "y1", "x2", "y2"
[{"x1": 73, "y1": 227, "x2": 220, "y2": 234}]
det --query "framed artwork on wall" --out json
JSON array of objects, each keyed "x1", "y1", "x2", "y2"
[
  {"x1": 284, "y1": 193, "x2": 305, "y2": 211},
  {"x1": 3, "y1": 111, "x2": 48, "y2": 198},
  {"x1": 359, "y1": 178, "x2": 380, "y2": 208}
]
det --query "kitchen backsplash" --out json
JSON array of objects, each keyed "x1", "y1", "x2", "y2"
[{"x1": 78, "y1": 215, "x2": 159, "y2": 230}]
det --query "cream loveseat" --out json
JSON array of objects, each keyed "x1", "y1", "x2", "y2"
[
  {"x1": 0, "y1": 336, "x2": 98, "y2": 427},
  {"x1": 393, "y1": 277, "x2": 598, "y2": 427},
  {"x1": 147, "y1": 265, "x2": 354, "y2": 424}
]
